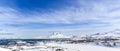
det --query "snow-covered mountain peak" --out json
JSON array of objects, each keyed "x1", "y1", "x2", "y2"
[
  {"x1": 49, "y1": 32, "x2": 73, "y2": 39},
  {"x1": 91, "y1": 29, "x2": 120, "y2": 39},
  {"x1": 108, "y1": 29, "x2": 120, "y2": 34}
]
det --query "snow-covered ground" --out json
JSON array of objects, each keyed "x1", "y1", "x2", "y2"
[
  {"x1": 46, "y1": 43, "x2": 120, "y2": 51},
  {"x1": 0, "y1": 48, "x2": 10, "y2": 51},
  {"x1": 1, "y1": 43, "x2": 120, "y2": 51}
]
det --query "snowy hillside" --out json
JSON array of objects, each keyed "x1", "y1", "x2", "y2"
[{"x1": 47, "y1": 43, "x2": 120, "y2": 51}]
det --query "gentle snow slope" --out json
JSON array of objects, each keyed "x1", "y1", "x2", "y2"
[
  {"x1": 47, "y1": 43, "x2": 120, "y2": 51},
  {"x1": 0, "y1": 48, "x2": 10, "y2": 51}
]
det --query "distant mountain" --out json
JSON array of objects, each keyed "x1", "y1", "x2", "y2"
[
  {"x1": 91, "y1": 29, "x2": 120, "y2": 39},
  {"x1": 49, "y1": 32, "x2": 73, "y2": 39}
]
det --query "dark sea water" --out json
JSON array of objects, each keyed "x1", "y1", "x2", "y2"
[
  {"x1": 0, "y1": 39, "x2": 46, "y2": 45},
  {"x1": 0, "y1": 39, "x2": 70, "y2": 45}
]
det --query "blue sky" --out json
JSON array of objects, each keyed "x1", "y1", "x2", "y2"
[{"x1": 0, "y1": 0, "x2": 120, "y2": 38}]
